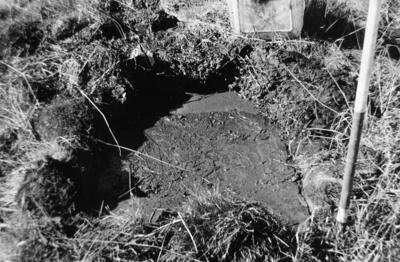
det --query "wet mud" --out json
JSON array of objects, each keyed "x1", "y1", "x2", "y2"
[{"x1": 116, "y1": 104, "x2": 309, "y2": 225}]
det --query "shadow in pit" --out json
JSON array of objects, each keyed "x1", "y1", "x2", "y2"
[
  {"x1": 303, "y1": 0, "x2": 363, "y2": 49},
  {"x1": 78, "y1": 52, "x2": 242, "y2": 214}
]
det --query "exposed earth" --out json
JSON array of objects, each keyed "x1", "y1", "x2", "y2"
[{"x1": 113, "y1": 92, "x2": 309, "y2": 225}]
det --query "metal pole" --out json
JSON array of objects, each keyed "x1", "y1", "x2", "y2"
[{"x1": 336, "y1": 0, "x2": 382, "y2": 224}]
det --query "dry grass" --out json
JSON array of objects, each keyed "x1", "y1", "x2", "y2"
[
  {"x1": 73, "y1": 187, "x2": 295, "y2": 262},
  {"x1": 0, "y1": 0, "x2": 400, "y2": 261},
  {"x1": 292, "y1": 14, "x2": 400, "y2": 261},
  {"x1": 160, "y1": 0, "x2": 230, "y2": 30}
]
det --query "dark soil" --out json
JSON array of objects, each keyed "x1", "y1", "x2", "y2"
[
  {"x1": 121, "y1": 110, "x2": 308, "y2": 225},
  {"x1": 32, "y1": 96, "x2": 96, "y2": 142}
]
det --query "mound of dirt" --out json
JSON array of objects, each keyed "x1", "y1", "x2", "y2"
[
  {"x1": 121, "y1": 108, "x2": 308, "y2": 225},
  {"x1": 17, "y1": 157, "x2": 79, "y2": 224},
  {"x1": 32, "y1": 96, "x2": 95, "y2": 142}
]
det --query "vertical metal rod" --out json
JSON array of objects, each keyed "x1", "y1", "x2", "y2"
[{"x1": 336, "y1": 0, "x2": 382, "y2": 224}]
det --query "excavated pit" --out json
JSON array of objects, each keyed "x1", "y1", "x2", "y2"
[
  {"x1": 87, "y1": 92, "x2": 309, "y2": 226},
  {"x1": 29, "y1": 45, "x2": 319, "y2": 227}
]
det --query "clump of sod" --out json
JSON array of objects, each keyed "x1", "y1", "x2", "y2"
[
  {"x1": 75, "y1": 188, "x2": 296, "y2": 262},
  {"x1": 9, "y1": 157, "x2": 84, "y2": 262},
  {"x1": 172, "y1": 188, "x2": 296, "y2": 262},
  {"x1": 16, "y1": 157, "x2": 80, "y2": 223}
]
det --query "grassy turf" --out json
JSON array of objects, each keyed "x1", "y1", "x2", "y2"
[{"x1": 0, "y1": 0, "x2": 399, "y2": 261}]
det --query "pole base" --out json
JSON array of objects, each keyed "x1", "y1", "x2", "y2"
[{"x1": 336, "y1": 207, "x2": 347, "y2": 224}]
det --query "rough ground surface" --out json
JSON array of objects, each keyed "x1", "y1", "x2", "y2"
[
  {"x1": 2, "y1": 0, "x2": 399, "y2": 261},
  {"x1": 117, "y1": 99, "x2": 309, "y2": 225}
]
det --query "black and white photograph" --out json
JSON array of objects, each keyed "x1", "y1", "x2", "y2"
[{"x1": 0, "y1": 0, "x2": 399, "y2": 261}]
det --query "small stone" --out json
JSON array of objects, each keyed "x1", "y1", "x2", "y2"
[
  {"x1": 302, "y1": 164, "x2": 341, "y2": 214},
  {"x1": 130, "y1": 45, "x2": 155, "y2": 67}
]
